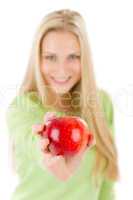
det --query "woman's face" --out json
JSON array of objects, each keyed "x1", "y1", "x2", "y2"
[{"x1": 40, "y1": 30, "x2": 81, "y2": 95}]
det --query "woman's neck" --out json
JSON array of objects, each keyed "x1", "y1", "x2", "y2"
[{"x1": 45, "y1": 89, "x2": 73, "y2": 113}]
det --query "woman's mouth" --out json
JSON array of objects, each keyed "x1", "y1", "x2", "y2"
[{"x1": 50, "y1": 76, "x2": 71, "y2": 84}]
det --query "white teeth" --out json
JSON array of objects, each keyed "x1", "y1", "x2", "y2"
[
  {"x1": 52, "y1": 77, "x2": 71, "y2": 81},
  {"x1": 55, "y1": 79, "x2": 68, "y2": 81}
]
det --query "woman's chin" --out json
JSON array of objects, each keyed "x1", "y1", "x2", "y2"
[
  {"x1": 52, "y1": 88, "x2": 70, "y2": 95},
  {"x1": 50, "y1": 85, "x2": 72, "y2": 95}
]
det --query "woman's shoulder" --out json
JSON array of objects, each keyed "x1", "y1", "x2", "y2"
[
  {"x1": 6, "y1": 91, "x2": 43, "y2": 114},
  {"x1": 98, "y1": 88, "x2": 114, "y2": 110},
  {"x1": 16, "y1": 91, "x2": 39, "y2": 104},
  {"x1": 98, "y1": 88, "x2": 115, "y2": 135},
  {"x1": 98, "y1": 88, "x2": 112, "y2": 100}
]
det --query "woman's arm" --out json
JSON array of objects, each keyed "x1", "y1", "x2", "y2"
[
  {"x1": 6, "y1": 94, "x2": 45, "y2": 165},
  {"x1": 6, "y1": 94, "x2": 85, "y2": 181},
  {"x1": 9, "y1": 137, "x2": 16, "y2": 174}
]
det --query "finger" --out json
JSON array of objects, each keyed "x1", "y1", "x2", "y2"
[
  {"x1": 77, "y1": 137, "x2": 93, "y2": 156},
  {"x1": 78, "y1": 146, "x2": 86, "y2": 155},
  {"x1": 43, "y1": 112, "x2": 57, "y2": 123},
  {"x1": 92, "y1": 137, "x2": 96, "y2": 146},
  {"x1": 89, "y1": 137, "x2": 96, "y2": 148},
  {"x1": 86, "y1": 137, "x2": 96, "y2": 152},
  {"x1": 87, "y1": 136, "x2": 96, "y2": 148},
  {"x1": 41, "y1": 138, "x2": 49, "y2": 149},
  {"x1": 32, "y1": 124, "x2": 44, "y2": 133},
  {"x1": 44, "y1": 112, "x2": 57, "y2": 123},
  {"x1": 37, "y1": 138, "x2": 50, "y2": 151},
  {"x1": 77, "y1": 117, "x2": 88, "y2": 127}
]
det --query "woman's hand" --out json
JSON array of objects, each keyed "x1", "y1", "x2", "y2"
[
  {"x1": 32, "y1": 112, "x2": 96, "y2": 180},
  {"x1": 38, "y1": 137, "x2": 71, "y2": 182},
  {"x1": 32, "y1": 112, "x2": 71, "y2": 182},
  {"x1": 65, "y1": 132, "x2": 96, "y2": 175}
]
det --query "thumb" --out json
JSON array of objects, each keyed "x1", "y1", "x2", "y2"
[
  {"x1": 43, "y1": 112, "x2": 57, "y2": 123},
  {"x1": 32, "y1": 124, "x2": 44, "y2": 134}
]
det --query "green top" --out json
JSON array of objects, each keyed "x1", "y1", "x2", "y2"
[{"x1": 5, "y1": 89, "x2": 116, "y2": 200}]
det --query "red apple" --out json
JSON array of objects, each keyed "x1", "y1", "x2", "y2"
[{"x1": 38, "y1": 116, "x2": 94, "y2": 156}]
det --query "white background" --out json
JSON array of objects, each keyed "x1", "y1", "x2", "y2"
[{"x1": 0, "y1": 0, "x2": 133, "y2": 199}]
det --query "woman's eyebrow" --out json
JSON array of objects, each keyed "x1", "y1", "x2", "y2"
[
  {"x1": 42, "y1": 51, "x2": 81, "y2": 55},
  {"x1": 43, "y1": 51, "x2": 56, "y2": 53},
  {"x1": 69, "y1": 51, "x2": 81, "y2": 55}
]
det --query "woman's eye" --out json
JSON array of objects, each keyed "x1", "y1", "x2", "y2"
[
  {"x1": 45, "y1": 55, "x2": 56, "y2": 61},
  {"x1": 69, "y1": 55, "x2": 80, "y2": 60}
]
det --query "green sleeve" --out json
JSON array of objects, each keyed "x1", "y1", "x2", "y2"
[
  {"x1": 5, "y1": 92, "x2": 63, "y2": 167},
  {"x1": 99, "y1": 178, "x2": 115, "y2": 200},
  {"x1": 99, "y1": 90, "x2": 116, "y2": 200}
]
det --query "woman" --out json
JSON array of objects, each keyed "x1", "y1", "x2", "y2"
[{"x1": 6, "y1": 9, "x2": 119, "y2": 200}]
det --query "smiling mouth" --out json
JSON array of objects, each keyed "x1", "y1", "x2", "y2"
[{"x1": 50, "y1": 76, "x2": 71, "y2": 84}]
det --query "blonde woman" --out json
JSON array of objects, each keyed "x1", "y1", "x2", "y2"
[{"x1": 6, "y1": 9, "x2": 119, "y2": 200}]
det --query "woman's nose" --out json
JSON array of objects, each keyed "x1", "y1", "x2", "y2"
[{"x1": 56, "y1": 61, "x2": 68, "y2": 74}]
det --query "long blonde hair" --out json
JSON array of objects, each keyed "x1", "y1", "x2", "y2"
[{"x1": 18, "y1": 9, "x2": 119, "y2": 181}]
